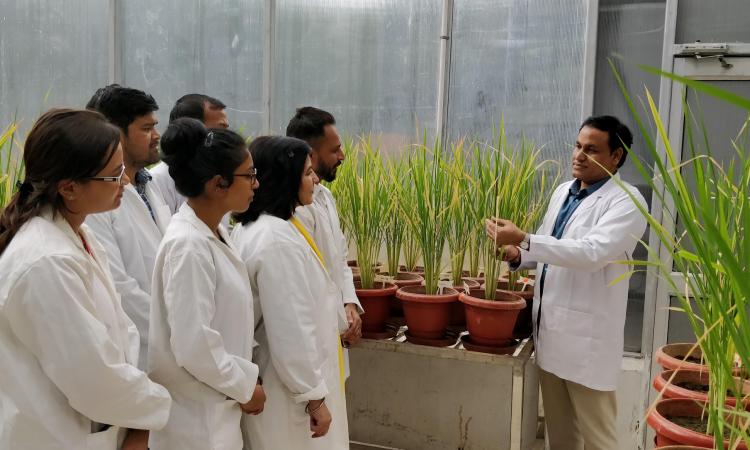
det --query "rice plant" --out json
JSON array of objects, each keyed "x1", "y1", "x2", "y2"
[
  {"x1": 0, "y1": 122, "x2": 24, "y2": 209},
  {"x1": 614, "y1": 63, "x2": 750, "y2": 448}
]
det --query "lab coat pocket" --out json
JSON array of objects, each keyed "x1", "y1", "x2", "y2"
[
  {"x1": 548, "y1": 305, "x2": 593, "y2": 338},
  {"x1": 85, "y1": 425, "x2": 120, "y2": 450}
]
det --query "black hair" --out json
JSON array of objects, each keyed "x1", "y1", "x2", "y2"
[
  {"x1": 285, "y1": 106, "x2": 336, "y2": 144},
  {"x1": 234, "y1": 136, "x2": 311, "y2": 224},
  {"x1": 0, "y1": 108, "x2": 121, "y2": 255},
  {"x1": 169, "y1": 94, "x2": 226, "y2": 123},
  {"x1": 160, "y1": 118, "x2": 248, "y2": 198},
  {"x1": 579, "y1": 115, "x2": 633, "y2": 168},
  {"x1": 89, "y1": 85, "x2": 159, "y2": 134},
  {"x1": 85, "y1": 84, "x2": 121, "y2": 110}
]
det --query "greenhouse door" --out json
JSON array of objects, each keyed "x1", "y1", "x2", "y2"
[{"x1": 651, "y1": 45, "x2": 750, "y2": 346}]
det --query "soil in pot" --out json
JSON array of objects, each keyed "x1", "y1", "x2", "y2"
[
  {"x1": 354, "y1": 281, "x2": 398, "y2": 337},
  {"x1": 459, "y1": 288, "x2": 525, "y2": 346},
  {"x1": 396, "y1": 285, "x2": 458, "y2": 339}
]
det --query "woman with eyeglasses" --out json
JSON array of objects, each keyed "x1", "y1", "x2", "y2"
[
  {"x1": 232, "y1": 136, "x2": 349, "y2": 450},
  {"x1": 0, "y1": 108, "x2": 172, "y2": 449},
  {"x1": 147, "y1": 118, "x2": 264, "y2": 450}
]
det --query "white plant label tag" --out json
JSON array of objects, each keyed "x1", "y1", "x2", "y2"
[
  {"x1": 374, "y1": 274, "x2": 394, "y2": 286},
  {"x1": 463, "y1": 281, "x2": 472, "y2": 292},
  {"x1": 517, "y1": 276, "x2": 535, "y2": 289},
  {"x1": 437, "y1": 280, "x2": 452, "y2": 295}
]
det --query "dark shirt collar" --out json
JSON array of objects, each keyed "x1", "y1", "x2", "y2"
[
  {"x1": 570, "y1": 176, "x2": 610, "y2": 198},
  {"x1": 134, "y1": 168, "x2": 152, "y2": 190}
]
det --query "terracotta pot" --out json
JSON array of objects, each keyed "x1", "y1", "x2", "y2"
[
  {"x1": 459, "y1": 288, "x2": 526, "y2": 346},
  {"x1": 380, "y1": 272, "x2": 424, "y2": 317},
  {"x1": 647, "y1": 398, "x2": 748, "y2": 449},
  {"x1": 449, "y1": 278, "x2": 481, "y2": 326},
  {"x1": 354, "y1": 281, "x2": 398, "y2": 333},
  {"x1": 656, "y1": 343, "x2": 707, "y2": 372},
  {"x1": 657, "y1": 446, "x2": 713, "y2": 449},
  {"x1": 396, "y1": 285, "x2": 459, "y2": 339},
  {"x1": 399, "y1": 265, "x2": 424, "y2": 275},
  {"x1": 653, "y1": 369, "x2": 750, "y2": 409},
  {"x1": 497, "y1": 280, "x2": 534, "y2": 337},
  {"x1": 347, "y1": 259, "x2": 358, "y2": 267}
]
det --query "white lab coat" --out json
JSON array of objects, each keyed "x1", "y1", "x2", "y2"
[
  {"x1": 0, "y1": 210, "x2": 171, "y2": 450},
  {"x1": 148, "y1": 203, "x2": 259, "y2": 450},
  {"x1": 296, "y1": 184, "x2": 362, "y2": 313},
  {"x1": 297, "y1": 184, "x2": 363, "y2": 378},
  {"x1": 86, "y1": 182, "x2": 171, "y2": 369},
  {"x1": 231, "y1": 213, "x2": 349, "y2": 450},
  {"x1": 149, "y1": 162, "x2": 183, "y2": 216},
  {"x1": 515, "y1": 176, "x2": 647, "y2": 391}
]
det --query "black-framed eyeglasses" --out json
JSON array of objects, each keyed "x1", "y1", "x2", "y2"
[
  {"x1": 87, "y1": 165, "x2": 126, "y2": 184},
  {"x1": 234, "y1": 167, "x2": 258, "y2": 182}
]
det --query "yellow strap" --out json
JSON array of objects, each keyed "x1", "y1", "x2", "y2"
[{"x1": 289, "y1": 216, "x2": 346, "y2": 394}]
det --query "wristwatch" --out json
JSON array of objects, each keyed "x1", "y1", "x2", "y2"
[{"x1": 518, "y1": 233, "x2": 530, "y2": 251}]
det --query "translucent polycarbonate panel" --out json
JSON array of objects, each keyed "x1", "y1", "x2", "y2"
[
  {"x1": 120, "y1": 0, "x2": 265, "y2": 134},
  {"x1": 674, "y1": 80, "x2": 750, "y2": 256},
  {"x1": 273, "y1": 0, "x2": 441, "y2": 148},
  {"x1": 676, "y1": 0, "x2": 750, "y2": 44},
  {"x1": 0, "y1": 0, "x2": 108, "y2": 129},
  {"x1": 594, "y1": 0, "x2": 666, "y2": 353},
  {"x1": 448, "y1": 0, "x2": 587, "y2": 164}
]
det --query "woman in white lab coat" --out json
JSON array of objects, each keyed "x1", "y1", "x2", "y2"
[
  {"x1": 0, "y1": 108, "x2": 172, "y2": 450},
  {"x1": 148, "y1": 118, "x2": 264, "y2": 450},
  {"x1": 232, "y1": 136, "x2": 350, "y2": 450}
]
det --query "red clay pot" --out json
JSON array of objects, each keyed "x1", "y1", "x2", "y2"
[
  {"x1": 459, "y1": 288, "x2": 526, "y2": 346},
  {"x1": 653, "y1": 369, "x2": 750, "y2": 409},
  {"x1": 449, "y1": 278, "x2": 481, "y2": 326},
  {"x1": 647, "y1": 398, "x2": 748, "y2": 449},
  {"x1": 496, "y1": 280, "x2": 534, "y2": 337},
  {"x1": 396, "y1": 285, "x2": 458, "y2": 339},
  {"x1": 354, "y1": 281, "x2": 398, "y2": 334},
  {"x1": 657, "y1": 446, "x2": 713, "y2": 449},
  {"x1": 378, "y1": 272, "x2": 424, "y2": 317},
  {"x1": 656, "y1": 343, "x2": 707, "y2": 372}
]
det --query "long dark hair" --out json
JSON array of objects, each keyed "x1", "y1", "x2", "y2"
[
  {"x1": 0, "y1": 108, "x2": 121, "y2": 255},
  {"x1": 160, "y1": 118, "x2": 248, "y2": 198},
  {"x1": 234, "y1": 136, "x2": 311, "y2": 224}
]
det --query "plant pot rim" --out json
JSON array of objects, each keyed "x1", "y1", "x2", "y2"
[
  {"x1": 654, "y1": 369, "x2": 750, "y2": 405},
  {"x1": 647, "y1": 398, "x2": 748, "y2": 449},
  {"x1": 395, "y1": 285, "x2": 459, "y2": 303},
  {"x1": 379, "y1": 272, "x2": 424, "y2": 281},
  {"x1": 656, "y1": 343, "x2": 706, "y2": 370},
  {"x1": 459, "y1": 289, "x2": 526, "y2": 310},
  {"x1": 354, "y1": 281, "x2": 398, "y2": 297}
]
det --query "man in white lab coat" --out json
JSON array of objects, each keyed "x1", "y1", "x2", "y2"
[
  {"x1": 85, "y1": 85, "x2": 172, "y2": 449},
  {"x1": 150, "y1": 94, "x2": 230, "y2": 215},
  {"x1": 486, "y1": 116, "x2": 648, "y2": 450},
  {"x1": 286, "y1": 107, "x2": 363, "y2": 353}
]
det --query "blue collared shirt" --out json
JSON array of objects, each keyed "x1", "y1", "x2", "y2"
[
  {"x1": 550, "y1": 177, "x2": 610, "y2": 239},
  {"x1": 538, "y1": 176, "x2": 610, "y2": 309},
  {"x1": 134, "y1": 169, "x2": 157, "y2": 223}
]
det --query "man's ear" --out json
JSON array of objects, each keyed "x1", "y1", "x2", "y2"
[{"x1": 612, "y1": 147, "x2": 624, "y2": 167}]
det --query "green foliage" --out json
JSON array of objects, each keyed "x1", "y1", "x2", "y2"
[
  {"x1": 333, "y1": 136, "x2": 390, "y2": 289},
  {"x1": 0, "y1": 122, "x2": 24, "y2": 209},
  {"x1": 613, "y1": 62, "x2": 750, "y2": 448}
]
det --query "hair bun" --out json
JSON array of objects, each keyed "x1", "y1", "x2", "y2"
[{"x1": 160, "y1": 117, "x2": 208, "y2": 166}]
